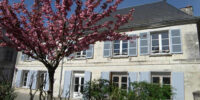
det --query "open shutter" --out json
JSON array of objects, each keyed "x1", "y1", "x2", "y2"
[
  {"x1": 170, "y1": 29, "x2": 182, "y2": 53},
  {"x1": 172, "y1": 72, "x2": 184, "y2": 100},
  {"x1": 139, "y1": 72, "x2": 151, "y2": 83},
  {"x1": 26, "y1": 71, "x2": 32, "y2": 88},
  {"x1": 101, "y1": 72, "x2": 110, "y2": 80},
  {"x1": 128, "y1": 72, "x2": 138, "y2": 88},
  {"x1": 84, "y1": 71, "x2": 91, "y2": 84},
  {"x1": 128, "y1": 34, "x2": 137, "y2": 56},
  {"x1": 86, "y1": 44, "x2": 94, "y2": 58},
  {"x1": 140, "y1": 32, "x2": 150, "y2": 55},
  {"x1": 21, "y1": 53, "x2": 25, "y2": 61},
  {"x1": 31, "y1": 71, "x2": 38, "y2": 89},
  {"x1": 103, "y1": 41, "x2": 112, "y2": 57},
  {"x1": 44, "y1": 72, "x2": 49, "y2": 91},
  {"x1": 15, "y1": 70, "x2": 22, "y2": 88},
  {"x1": 62, "y1": 71, "x2": 72, "y2": 98}
]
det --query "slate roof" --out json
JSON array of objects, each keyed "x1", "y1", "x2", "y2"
[{"x1": 100, "y1": 1, "x2": 200, "y2": 30}]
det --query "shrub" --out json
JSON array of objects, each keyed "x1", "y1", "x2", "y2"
[{"x1": 0, "y1": 82, "x2": 17, "y2": 100}]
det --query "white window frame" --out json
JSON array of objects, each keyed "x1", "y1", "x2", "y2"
[
  {"x1": 21, "y1": 54, "x2": 32, "y2": 62},
  {"x1": 22, "y1": 71, "x2": 29, "y2": 88},
  {"x1": 113, "y1": 40, "x2": 128, "y2": 56},
  {"x1": 72, "y1": 73, "x2": 84, "y2": 98},
  {"x1": 150, "y1": 31, "x2": 170, "y2": 54},
  {"x1": 111, "y1": 73, "x2": 128, "y2": 90},
  {"x1": 75, "y1": 50, "x2": 86, "y2": 59}
]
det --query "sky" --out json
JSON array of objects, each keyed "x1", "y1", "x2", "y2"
[{"x1": 9, "y1": 0, "x2": 200, "y2": 16}]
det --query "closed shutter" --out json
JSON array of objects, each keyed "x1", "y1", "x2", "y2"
[
  {"x1": 170, "y1": 29, "x2": 182, "y2": 53},
  {"x1": 44, "y1": 72, "x2": 49, "y2": 91},
  {"x1": 67, "y1": 53, "x2": 75, "y2": 60},
  {"x1": 172, "y1": 72, "x2": 184, "y2": 100},
  {"x1": 62, "y1": 71, "x2": 72, "y2": 98},
  {"x1": 103, "y1": 41, "x2": 112, "y2": 57},
  {"x1": 101, "y1": 72, "x2": 110, "y2": 81},
  {"x1": 84, "y1": 71, "x2": 91, "y2": 84},
  {"x1": 15, "y1": 70, "x2": 22, "y2": 88},
  {"x1": 128, "y1": 72, "x2": 138, "y2": 88},
  {"x1": 31, "y1": 71, "x2": 38, "y2": 89},
  {"x1": 140, "y1": 32, "x2": 150, "y2": 55},
  {"x1": 86, "y1": 44, "x2": 94, "y2": 58},
  {"x1": 26, "y1": 71, "x2": 32, "y2": 88},
  {"x1": 128, "y1": 34, "x2": 137, "y2": 56},
  {"x1": 139, "y1": 72, "x2": 151, "y2": 83}
]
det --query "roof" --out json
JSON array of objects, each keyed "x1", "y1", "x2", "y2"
[{"x1": 99, "y1": 1, "x2": 200, "y2": 30}]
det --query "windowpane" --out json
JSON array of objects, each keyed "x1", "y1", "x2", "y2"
[
  {"x1": 121, "y1": 84, "x2": 127, "y2": 89},
  {"x1": 82, "y1": 51, "x2": 86, "y2": 55},
  {"x1": 121, "y1": 77, "x2": 127, "y2": 83},
  {"x1": 81, "y1": 78, "x2": 84, "y2": 85},
  {"x1": 161, "y1": 33, "x2": 168, "y2": 39},
  {"x1": 152, "y1": 77, "x2": 160, "y2": 84},
  {"x1": 122, "y1": 49, "x2": 128, "y2": 55},
  {"x1": 74, "y1": 85, "x2": 79, "y2": 92},
  {"x1": 152, "y1": 34, "x2": 159, "y2": 39},
  {"x1": 162, "y1": 39, "x2": 169, "y2": 45},
  {"x1": 114, "y1": 50, "x2": 120, "y2": 55},
  {"x1": 75, "y1": 77, "x2": 79, "y2": 84},
  {"x1": 114, "y1": 44, "x2": 120, "y2": 49},
  {"x1": 122, "y1": 43, "x2": 128, "y2": 48},
  {"x1": 152, "y1": 40, "x2": 159, "y2": 46},
  {"x1": 113, "y1": 77, "x2": 119, "y2": 82},
  {"x1": 114, "y1": 40, "x2": 120, "y2": 44},
  {"x1": 163, "y1": 77, "x2": 170, "y2": 85},
  {"x1": 80, "y1": 85, "x2": 84, "y2": 93}
]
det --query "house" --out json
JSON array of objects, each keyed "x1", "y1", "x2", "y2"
[{"x1": 13, "y1": 1, "x2": 200, "y2": 100}]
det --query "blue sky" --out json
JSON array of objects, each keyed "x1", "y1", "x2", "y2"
[{"x1": 9, "y1": 0, "x2": 200, "y2": 16}]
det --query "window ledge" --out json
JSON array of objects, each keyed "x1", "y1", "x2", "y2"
[
  {"x1": 149, "y1": 53, "x2": 172, "y2": 57},
  {"x1": 74, "y1": 58, "x2": 87, "y2": 60},
  {"x1": 111, "y1": 55, "x2": 129, "y2": 59}
]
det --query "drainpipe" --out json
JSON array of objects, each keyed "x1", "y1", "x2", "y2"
[{"x1": 58, "y1": 58, "x2": 64, "y2": 98}]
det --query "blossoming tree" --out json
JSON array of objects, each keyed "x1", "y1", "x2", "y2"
[{"x1": 0, "y1": 0, "x2": 134, "y2": 99}]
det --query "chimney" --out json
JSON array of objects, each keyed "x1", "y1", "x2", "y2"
[{"x1": 180, "y1": 5, "x2": 193, "y2": 16}]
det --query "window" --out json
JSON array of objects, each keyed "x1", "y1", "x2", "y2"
[
  {"x1": 111, "y1": 72, "x2": 128, "y2": 90},
  {"x1": 151, "y1": 72, "x2": 171, "y2": 99},
  {"x1": 73, "y1": 73, "x2": 84, "y2": 98},
  {"x1": 21, "y1": 54, "x2": 32, "y2": 61},
  {"x1": 22, "y1": 71, "x2": 29, "y2": 87},
  {"x1": 75, "y1": 50, "x2": 86, "y2": 58},
  {"x1": 151, "y1": 31, "x2": 170, "y2": 54},
  {"x1": 113, "y1": 40, "x2": 128, "y2": 56},
  {"x1": 37, "y1": 71, "x2": 47, "y2": 89}
]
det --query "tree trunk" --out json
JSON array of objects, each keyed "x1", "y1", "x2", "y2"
[{"x1": 47, "y1": 68, "x2": 55, "y2": 100}]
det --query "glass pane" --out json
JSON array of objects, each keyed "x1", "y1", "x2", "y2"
[
  {"x1": 81, "y1": 78, "x2": 84, "y2": 85},
  {"x1": 122, "y1": 49, "x2": 128, "y2": 55},
  {"x1": 114, "y1": 44, "x2": 120, "y2": 49},
  {"x1": 122, "y1": 43, "x2": 128, "y2": 48},
  {"x1": 152, "y1": 34, "x2": 159, "y2": 39},
  {"x1": 113, "y1": 77, "x2": 119, "y2": 82},
  {"x1": 122, "y1": 40, "x2": 128, "y2": 43},
  {"x1": 161, "y1": 33, "x2": 168, "y2": 39},
  {"x1": 75, "y1": 77, "x2": 79, "y2": 84},
  {"x1": 74, "y1": 85, "x2": 79, "y2": 92},
  {"x1": 114, "y1": 50, "x2": 120, "y2": 55},
  {"x1": 82, "y1": 51, "x2": 86, "y2": 55},
  {"x1": 162, "y1": 46, "x2": 169, "y2": 53},
  {"x1": 121, "y1": 77, "x2": 127, "y2": 83},
  {"x1": 114, "y1": 83, "x2": 119, "y2": 87},
  {"x1": 152, "y1": 40, "x2": 159, "y2": 46},
  {"x1": 163, "y1": 77, "x2": 170, "y2": 85},
  {"x1": 162, "y1": 39, "x2": 169, "y2": 45},
  {"x1": 81, "y1": 85, "x2": 84, "y2": 93},
  {"x1": 152, "y1": 77, "x2": 160, "y2": 84},
  {"x1": 121, "y1": 84, "x2": 127, "y2": 89},
  {"x1": 114, "y1": 40, "x2": 120, "y2": 44},
  {"x1": 152, "y1": 47, "x2": 159, "y2": 53}
]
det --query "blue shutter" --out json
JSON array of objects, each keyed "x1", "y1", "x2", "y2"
[
  {"x1": 140, "y1": 32, "x2": 150, "y2": 55},
  {"x1": 103, "y1": 41, "x2": 112, "y2": 57},
  {"x1": 86, "y1": 44, "x2": 94, "y2": 58},
  {"x1": 139, "y1": 72, "x2": 151, "y2": 83},
  {"x1": 26, "y1": 71, "x2": 32, "y2": 88},
  {"x1": 67, "y1": 53, "x2": 75, "y2": 60},
  {"x1": 128, "y1": 34, "x2": 137, "y2": 56},
  {"x1": 128, "y1": 72, "x2": 138, "y2": 88},
  {"x1": 170, "y1": 29, "x2": 182, "y2": 53},
  {"x1": 172, "y1": 72, "x2": 184, "y2": 100},
  {"x1": 62, "y1": 71, "x2": 72, "y2": 98},
  {"x1": 84, "y1": 71, "x2": 91, "y2": 84},
  {"x1": 15, "y1": 70, "x2": 22, "y2": 88},
  {"x1": 101, "y1": 72, "x2": 110, "y2": 81},
  {"x1": 44, "y1": 72, "x2": 49, "y2": 91},
  {"x1": 31, "y1": 71, "x2": 38, "y2": 89},
  {"x1": 21, "y1": 53, "x2": 25, "y2": 61}
]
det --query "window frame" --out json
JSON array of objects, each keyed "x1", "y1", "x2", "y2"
[
  {"x1": 72, "y1": 73, "x2": 85, "y2": 98},
  {"x1": 113, "y1": 40, "x2": 128, "y2": 56},
  {"x1": 22, "y1": 70, "x2": 29, "y2": 88},
  {"x1": 150, "y1": 31, "x2": 170, "y2": 55},
  {"x1": 37, "y1": 71, "x2": 47, "y2": 90},
  {"x1": 111, "y1": 72, "x2": 128, "y2": 90},
  {"x1": 75, "y1": 50, "x2": 86, "y2": 59}
]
